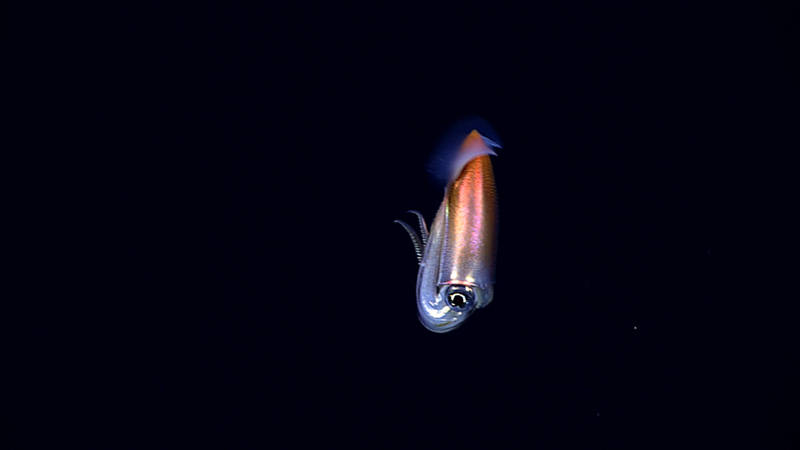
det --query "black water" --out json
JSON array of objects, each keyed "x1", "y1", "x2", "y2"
[{"x1": 15, "y1": 3, "x2": 798, "y2": 448}]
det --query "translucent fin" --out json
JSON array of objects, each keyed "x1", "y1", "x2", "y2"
[
  {"x1": 445, "y1": 130, "x2": 499, "y2": 183},
  {"x1": 427, "y1": 117, "x2": 502, "y2": 185}
]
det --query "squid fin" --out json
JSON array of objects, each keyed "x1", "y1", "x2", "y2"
[
  {"x1": 445, "y1": 130, "x2": 500, "y2": 182},
  {"x1": 428, "y1": 117, "x2": 502, "y2": 184}
]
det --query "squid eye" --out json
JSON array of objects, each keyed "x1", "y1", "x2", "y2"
[
  {"x1": 445, "y1": 285, "x2": 474, "y2": 309},
  {"x1": 448, "y1": 292, "x2": 467, "y2": 308}
]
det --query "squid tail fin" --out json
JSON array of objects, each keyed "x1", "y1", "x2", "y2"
[{"x1": 427, "y1": 117, "x2": 502, "y2": 185}]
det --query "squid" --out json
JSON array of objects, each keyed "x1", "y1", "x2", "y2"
[{"x1": 395, "y1": 127, "x2": 500, "y2": 332}]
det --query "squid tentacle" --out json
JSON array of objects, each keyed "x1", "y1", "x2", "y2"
[
  {"x1": 394, "y1": 219, "x2": 424, "y2": 263},
  {"x1": 407, "y1": 210, "x2": 429, "y2": 246}
]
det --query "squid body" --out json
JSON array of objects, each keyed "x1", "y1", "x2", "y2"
[{"x1": 395, "y1": 129, "x2": 499, "y2": 332}]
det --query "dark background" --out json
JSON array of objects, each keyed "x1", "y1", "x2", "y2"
[{"x1": 14, "y1": 2, "x2": 798, "y2": 448}]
